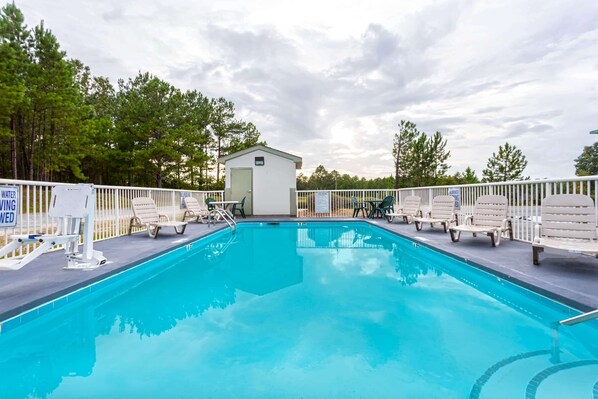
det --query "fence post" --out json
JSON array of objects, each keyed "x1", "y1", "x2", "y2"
[
  {"x1": 114, "y1": 188, "x2": 120, "y2": 237},
  {"x1": 172, "y1": 191, "x2": 176, "y2": 221},
  {"x1": 328, "y1": 190, "x2": 332, "y2": 218}
]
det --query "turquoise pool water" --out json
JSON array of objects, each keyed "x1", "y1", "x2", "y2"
[{"x1": 0, "y1": 222, "x2": 597, "y2": 398}]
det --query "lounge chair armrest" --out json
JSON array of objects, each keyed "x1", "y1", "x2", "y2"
[
  {"x1": 464, "y1": 215, "x2": 473, "y2": 225},
  {"x1": 534, "y1": 224, "x2": 541, "y2": 242},
  {"x1": 425, "y1": 210, "x2": 432, "y2": 218},
  {"x1": 130, "y1": 216, "x2": 143, "y2": 227},
  {"x1": 500, "y1": 218, "x2": 510, "y2": 231},
  {"x1": 159, "y1": 214, "x2": 170, "y2": 222}
]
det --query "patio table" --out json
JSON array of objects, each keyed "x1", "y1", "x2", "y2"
[
  {"x1": 209, "y1": 200, "x2": 239, "y2": 218},
  {"x1": 365, "y1": 199, "x2": 383, "y2": 218}
]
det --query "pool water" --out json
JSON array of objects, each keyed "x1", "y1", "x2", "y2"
[{"x1": 0, "y1": 222, "x2": 597, "y2": 398}]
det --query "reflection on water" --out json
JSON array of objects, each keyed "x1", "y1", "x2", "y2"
[
  {"x1": 300, "y1": 224, "x2": 442, "y2": 286},
  {"x1": 222, "y1": 225, "x2": 303, "y2": 296},
  {"x1": 0, "y1": 310, "x2": 95, "y2": 398},
  {"x1": 0, "y1": 225, "x2": 306, "y2": 398},
  {"x1": 0, "y1": 223, "x2": 596, "y2": 399}
]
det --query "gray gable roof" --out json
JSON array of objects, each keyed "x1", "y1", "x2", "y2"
[{"x1": 218, "y1": 145, "x2": 302, "y2": 169}]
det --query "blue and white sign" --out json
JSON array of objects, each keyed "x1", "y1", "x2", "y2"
[
  {"x1": 0, "y1": 186, "x2": 18, "y2": 228},
  {"x1": 448, "y1": 188, "x2": 461, "y2": 210}
]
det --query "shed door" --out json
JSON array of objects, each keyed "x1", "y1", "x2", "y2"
[{"x1": 230, "y1": 168, "x2": 253, "y2": 215}]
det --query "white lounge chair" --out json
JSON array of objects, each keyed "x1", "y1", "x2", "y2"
[
  {"x1": 413, "y1": 195, "x2": 457, "y2": 233},
  {"x1": 449, "y1": 195, "x2": 513, "y2": 247},
  {"x1": 129, "y1": 197, "x2": 187, "y2": 238},
  {"x1": 182, "y1": 196, "x2": 210, "y2": 223},
  {"x1": 533, "y1": 194, "x2": 598, "y2": 265},
  {"x1": 385, "y1": 196, "x2": 422, "y2": 224},
  {"x1": 0, "y1": 184, "x2": 106, "y2": 270}
]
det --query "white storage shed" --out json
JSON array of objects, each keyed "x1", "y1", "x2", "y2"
[{"x1": 218, "y1": 145, "x2": 302, "y2": 216}]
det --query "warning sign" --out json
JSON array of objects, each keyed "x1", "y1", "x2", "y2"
[{"x1": 0, "y1": 186, "x2": 18, "y2": 228}]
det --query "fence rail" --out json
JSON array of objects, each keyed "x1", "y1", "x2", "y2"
[
  {"x1": 2, "y1": 176, "x2": 597, "y2": 256},
  {"x1": 297, "y1": 176, "x2": 598, "y2": 243},
  {"x1": 0, "y1": 179, "x2": 224, "y2": 259}
]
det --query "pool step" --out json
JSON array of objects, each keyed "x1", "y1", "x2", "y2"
[
  {"x1": 470, "y1": 350, "x2": 555, "y2": 399},
  {"x1": 529, "y1": 360, "x2": 598, "y2": 399},
  {"x1": 471, "y1": 350, "x2": 598, "y2": 398}
]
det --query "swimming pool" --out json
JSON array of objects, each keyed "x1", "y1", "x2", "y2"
[{"x1": 0, "y1": 222, "x2": 596, "y2": 398}]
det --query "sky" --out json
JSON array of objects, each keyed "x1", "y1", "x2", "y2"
[{"x1": 18, "y1": 0, "x2": 598, "y2": 179}]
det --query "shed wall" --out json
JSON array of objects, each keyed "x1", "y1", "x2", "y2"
[{"x1": 224, "y1": 149, "x2": 296, "y2": 215}]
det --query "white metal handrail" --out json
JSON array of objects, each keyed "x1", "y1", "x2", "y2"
[
  {"x1": 560, "y1": 309, "x2": 598, "y2": 326},
  {"x1": 208, "y1": 209, "x2": 237, "y2": 233}
]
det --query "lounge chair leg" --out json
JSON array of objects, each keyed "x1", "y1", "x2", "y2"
[
  {"x1": 175, "y1": 224, "x2": 187, "y2": 235},
  {"x1": 449, "y1": 229, "x2": 460, "y2": 242},
  {"x1": 508, "y1": 220, "x2": 513, "y2": 240},
  {"x1": 386, "y1": 215, "x2": 394, "y2": 223},
  {"x1": 443, "y1": 222, "x2": 448, "y2": 233},
  {"x1": 148, "y1": 225, "x2": 160, "y2": 239},
  {"x1": 533, "y1": 246, "x2": 543, "y2": 265},
  {"x1": 415, "y1": 221, "x2": 422, "y2": 231},
  {"x1": 489, "y1": 231, "x2": 500, "y2": 247}
]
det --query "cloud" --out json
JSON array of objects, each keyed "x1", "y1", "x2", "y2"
[{"x1": 18, "y1": 0, "x2": 598, "y2": 179}]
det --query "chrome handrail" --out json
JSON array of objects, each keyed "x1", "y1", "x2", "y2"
[
  {"x1": 208, "y1": 209, "x2": 237, "y2": 233},
  {"x1": 560, "y1": 309, "x2": 598, "y2": 326}
]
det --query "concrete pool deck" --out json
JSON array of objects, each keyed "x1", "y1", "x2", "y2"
[{"x1": 0, "y1": 217, "x2": 597, "y2": 324}]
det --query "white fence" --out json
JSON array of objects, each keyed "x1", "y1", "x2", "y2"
[
  {"x1": 0, "y1": 179, "x2": 224, "y2": 257},
  {"x1": 297, "y1": 176, "x2": 598, "y2": 243},
  {"x1": 2, "y1": 176, "x2": 597, "y2": 252}
]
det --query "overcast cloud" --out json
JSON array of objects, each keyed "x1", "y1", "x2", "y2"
[{"x1": 19, "y1": 0, "x2": 598, "y2": 178}]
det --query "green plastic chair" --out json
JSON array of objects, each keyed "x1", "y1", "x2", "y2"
[
  {"x1": 372, "y1": 196, "x2": 395, "y2": 218},
  {"x1": 232, "y1": 196, "x2": 246, "y2": 218},
  {"x1": 205, "y1": 197, "x2": 215, "y2": 211},
  {"x1": 352, "y1": 196, "x2": 367, "y2": 218}
]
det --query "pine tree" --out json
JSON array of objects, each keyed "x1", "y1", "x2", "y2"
[
  {"x1": 392, "y1": 120, "x2": 418, "y2": 188},
  {"x1": 482, "y1": 142, "x2": 528, "y2": 182},
  {"x1": 461, "y1": 167, "x2": 479, "y2": 184},
  {"x1": 0, "y1": 3, "x2": 29, "y2": 179},
  {"x1": 574, "y1": 143, "x2": 598, "y2": 176}
]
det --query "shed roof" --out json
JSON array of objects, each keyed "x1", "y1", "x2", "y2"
[{"x1": 218, "y1": 145, "x2": 302, "y2": 169}]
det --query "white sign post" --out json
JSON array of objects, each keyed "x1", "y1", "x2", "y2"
[{"x1": 0, "y1": 186, "x2": 18, "y2": 228}]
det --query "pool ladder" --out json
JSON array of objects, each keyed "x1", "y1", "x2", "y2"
[
  {"x1": 560, "y1": 309, "x2": 598, "y2": 326},
  {"x1": 208, "y1": 208, "x2": 237, "y2": 233}
]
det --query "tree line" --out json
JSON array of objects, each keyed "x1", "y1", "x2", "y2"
[
  {"x1": 0, "y1": 4, "x2": 262, "y2": 189},
  {"x1": 299, "y1": 120, "x2": 529, "y2": 190}
]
